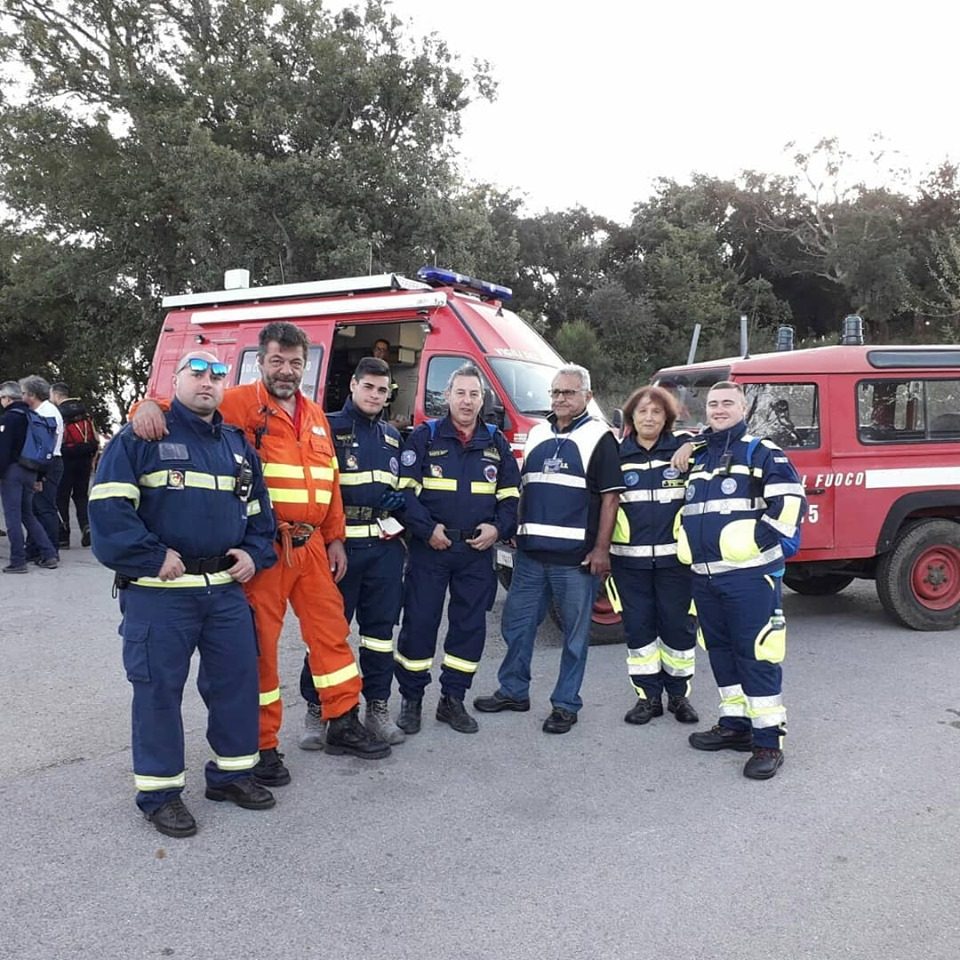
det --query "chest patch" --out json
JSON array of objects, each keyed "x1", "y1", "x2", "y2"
[
  {"x1": 663, "y1": 466, "x2": 680, "y2": 480},
  {"x1": 430, "y1": 463, "x2": 444, "y2": 478},
  {"x1": 345, "y1": 454, "x2": 359, "y2": 471},
  {"x1": 484, "y1": 464, "x2": 498, "y2": 483},
  {"x1": 390, "y1": 457, "x2": 399, "y2": 475},
  {"x1": 428, "y1": 448, "x2": 448, "y2": 458},
  {"x1": 167, "y1": 469, "x2": 185, "y2": 490},
  {"x1": 384, "y1": 434, "x2": 399, "y2": 448},
  {"x1": 624, "y1": 470, "x2": 639, "y2": 487},
  {"x1": 401, "y1": 450, "x2": 417, "y2": 467},
  {"x1": 720, "y1": 477, "x2": 738, "y2": 495},
  {"x1": 685, "y1": 484, "x2": 696, "y2": 501},
  {"x1": 483, "y1": 446, "x2": 501, "y2": 462},
  {"x1": 158, "y1": 442, "x2": 189, "y2": 461}
]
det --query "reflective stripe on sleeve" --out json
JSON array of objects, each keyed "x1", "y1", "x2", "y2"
[
  {"x1": 470, "y1": 481, "x2": 497, "y2": 495},
  {"x1": 259, "y1": 687, "x2": 281, "y2": 706},
  {"x1": 313, "y1": 662, "x2": 360, "y2": 689},
  {"x1": 764, "y1": 482, "x2": 805, "y2": 498},
  {"x1": 89, "y1": 482, "x2": 140, "y2": 506},
  {"x1": 398, "y1": 477, "x2": 421, "y2": 493},
  {"x1": 688, "y1": 465, "x2": 763, "y2": 482},
  {"x1": 496, "y1": 486, "x2": 520, "y2": 501}
]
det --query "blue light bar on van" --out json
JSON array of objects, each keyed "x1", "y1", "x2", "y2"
[{"x1": 416, "y1": 266, "x2": 512, "y2": 301}]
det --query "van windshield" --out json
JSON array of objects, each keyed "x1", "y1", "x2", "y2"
[
  {"x1": 653, "y1": 367, "x2": 731, "y2": 430},
  {"x1": 488, "y1": 358, "x2": 559, "y2": 416}
]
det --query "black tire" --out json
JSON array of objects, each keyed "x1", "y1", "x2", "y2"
[
  {"x1": 782, "y1": 572, "x2": 854, "y2": 596},
  {"x1": 876, "y1": 519, "x2": 960, "y2": 631}
]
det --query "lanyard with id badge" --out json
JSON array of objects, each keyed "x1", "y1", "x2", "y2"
[{"x1": 542, "y1": 433, "x2": 569, "y2": 474}]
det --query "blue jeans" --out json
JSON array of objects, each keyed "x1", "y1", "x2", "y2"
[
  {"x1": 27, "y1": 455, "x2": 63, "y2": 559},
  {"x1": 1, "y1": 463, "x2": 56, "y2": 568},
  {"x1": 497, "y1": 550, "x2": 599, "y2": 713}
]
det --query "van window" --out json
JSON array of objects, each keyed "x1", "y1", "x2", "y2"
[
  {"x1": 425, "y1": 356, "x2": 487, "y2": 418},
  {"x1": 858, "y1": 379, "x2": 960, "y2": 442},
  {"x1": 653, "y1": 367, "x2": 731, "y2": 431},
  {"x1": 744, "y1": 383, "x2": 820, "y2": 449},
  {"x1": 487, "y1": 358, "x2": 557, "y2": 417},
  {"x1": 237, "y1": 346, "x2": 324, "y2": 401}
]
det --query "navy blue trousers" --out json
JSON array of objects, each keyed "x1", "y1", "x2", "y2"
[
  {"x1": 691, "y1": 573, "x2": 786, "y2": 749},
  {"x1": 300, "y1": 537, "x2": 404, "y2": 704},
  {"x1": 119, "y1": 584, "x2": 260, "y2": 812},
  {"x1": 395, "y1": 540, "x2": 496, "y2": 700}
]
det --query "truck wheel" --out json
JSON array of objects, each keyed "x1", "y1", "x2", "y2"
[
  {"x1": 547, "y1": 590, "x2": 624, "y2": 646},
  {"x1": 876, "y1": 519, "x2": 960, "y2": 630},
  {"x1": 782, "y1": 572, "x2": 854, "y2": 596}
]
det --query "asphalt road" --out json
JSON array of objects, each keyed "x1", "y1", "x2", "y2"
[{"x1": 2, "y1": 546, "x2": 959, "y2": 960}]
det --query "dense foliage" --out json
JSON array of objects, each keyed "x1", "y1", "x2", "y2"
[{"x1": 1, "y1": 1, "x2": 958, "y2": 418}]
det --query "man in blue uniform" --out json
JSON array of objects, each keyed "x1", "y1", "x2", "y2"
[
  {"x1": 475, "y1": 365, "x2": 625, "y2": 734},
  {"x1": 89, "y1": 350, "x2": 278, "y2": 837},
  {"x1": 677, "y1": 381, "x2": 806, "y2": 780},
  {"x1": 395, "y1": 364, "x2": 520, "y2": 735},
  {"x1": 297, "y1": 356, "x2": 407, "y2": 748},
  {"x1": 611, "y1": 385, "x2": 698, "y2": 727}
]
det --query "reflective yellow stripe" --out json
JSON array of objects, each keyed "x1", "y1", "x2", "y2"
[
  {"x1": 718, "y1": 683, "x2": 747, "y2": 717},
  {"x1": 346, "y1": 524, "x2": 380, "y2": 538},
  {"x1": 313, "y1": 662, "x2": 360, "y2": 689},
  {"x1": 394, "y1": 652, "x2": 433, "y2": 672},
  {"x1": 247, "y1": 500, "x2": 262, "y2": 516},
  {"x1": 331, "y1": 456, "x2": 339, "y2": 471},
  {"x1": 470, "y1": 481, "x2": 496, "y2": 495},
  {"x1": 496, "y1": 486, "x2": 520, "y2": 501},
  {"x1": 259, "y1": 687, "x2": 281, "y2": 706},
  {"x1": 214, "y1": 752, "x2": 259, "y2": 771},
  {"x1": 398, "y1": 477, "x2": 421, "y2": 493},
  {"x1": 263, "y1": 463, "x2": 304, "y2": 478},
  {"x1": 660, "y1": 643, "x2": 695, "y2": 677},
  {"x1": 134, "y1": 772, "x2": 186, "y2": 791},
  {"x1": 626, "y1": 641, "x2": 660, "y2": 675},
  {"x1": 89, "y1": 482, "x2": 140, "y2": 506},
  {"x1": 359, "y1": 635, "x2": 394, "y2": 654},
  {"x1": 339, "y1": 470, "x2": 398, "y2": 487},
  {"x1": 267, "y1": 488, "x2": 333, "y2": 504},
  {"x1": 137, "y1": 470, "x2": 236, "y2": 492},
  {"x1": 442, "y1": 653, "x2": 479, "y2": 674},
  {"x1": 133, "y1": 571, "x2": 234, "y2": 588},
  {"x1": 422, "y1": 478, "x2": 457, "y2": 491},
  {"x1": 310, "y1": 466, "x2": 335, "y2": 481}
]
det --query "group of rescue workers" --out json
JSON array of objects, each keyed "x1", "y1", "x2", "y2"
[{"x1": 87, "y1": 320, "x2": 806, "y2": 840}]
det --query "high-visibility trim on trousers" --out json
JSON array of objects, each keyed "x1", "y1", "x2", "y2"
[
  {"x1": 134, "y1": 771, "x2": 186, "y2": 791},
  {"x1": 626, "y1": 641, "x2": 660, "y2": 675},
  {"x1": 719, "y1": 683, "x2": 747, "y2": 717},
  {"x1": 214, "y1": 752, "x2": 260, "y2": 771},
  {"x1": 442, "y1": 653, "x2": 479, "y2": 674},
  {"x1": 660, "y1": 642, "x2": 695, "y2": 677},
  {"x1": 359, "y1": 635, "x2": 394, "y2": 654},
  {"x1": 395, "y1": 652, "x2": 433, "y2": 672},
  {"x1": 312, "y1": 662, "x2": 360, "y2": 689}
]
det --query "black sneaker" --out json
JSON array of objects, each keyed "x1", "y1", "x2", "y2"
[
  {"x1": 144, "y1": 797, "x2": 197, "y2": 838},
  {"x1": 326, "y1": 706, "x2": 391, "y2": 759},
  {"x1": 81, "y1": 526, "x2": 91, "y2": 547},
  {"x1": 542, "y1": 707, "x2": 578, "y2": 734},
  {"x1": 473, "y1": 690, "x2": 531, "y2": 713},
  {"x1": 667, "y1": 695, "x2": 699, "y2": 724},
  {"x1": 436, "y1": 694, "x2": 479, "y2": 733},
  {"x1": 688, "y1": 724, "x2": 753, "y2": 752},
  {"x1": 624, "y1": 696, "x2": 663, "y2": 725},
  {"x1": 397, "y1": 697, "x2": 423, "y2": 735},
  {"x1": 743, "y1": 747, "x2": 784, "y2": 780},
  {"x1": 205, "y1": 776, "x2": 276, "y2": 809},
  {"x1": 252, "y1": 748, "x2": 292, "y2": 786}
]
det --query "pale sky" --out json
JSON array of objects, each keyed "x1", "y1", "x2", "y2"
[{"x1": 390, "y1": 0, "x2": 958, "y2": 223}]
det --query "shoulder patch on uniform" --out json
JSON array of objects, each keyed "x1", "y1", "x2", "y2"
[
  {"x1": 624, "y1": 471, "x2": 640, "y2": 487},
  {"x1": 401, "y1": 450, "x2": 417, "y2": 466},
  {"x1": 482, "y1": 446, "x2": 501, "y2": 461},
  {"x1": 384, "y1": 434, "x2": 400, "y2": 447}
]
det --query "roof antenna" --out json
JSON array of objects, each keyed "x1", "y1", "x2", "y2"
[{"x1": 277, "y1": 252, "x2": 286, "y2": 285}]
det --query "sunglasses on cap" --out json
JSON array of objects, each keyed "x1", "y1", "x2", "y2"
[{"x1": 177, "y1": 358, "x2": 229, "y2": 379}]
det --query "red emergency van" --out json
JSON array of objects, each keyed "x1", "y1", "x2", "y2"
[{"x1": 654, "y1": 342, "x2": 960, "y2": 631}]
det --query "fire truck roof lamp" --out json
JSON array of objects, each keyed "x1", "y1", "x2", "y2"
[
  {"x1": 841, "y1": 314, "x2": 865, "y2": 345},
  {"x1": 417, "y1": 266, "x2": 512, "y2": 301},
  {"x1": 776, "y1": 325, "x2": 795, "y2": 351}
]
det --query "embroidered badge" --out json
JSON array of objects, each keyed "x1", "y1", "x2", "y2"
[
  {"x1": 430, "y1": 464, "x2": 443, "y2": 478},
  {"x1": 401, "y1": 450, "x2": 417, "y2": 467},
  {"x1": 390, "y1": 457, "x2": 399, "y2": 475},
  {"x1": 312, "y1": 425, "x2": 326, "y2": 437},
  {"x1": 484, "y1": 464, "x2": 498, "y2": 483},
  {"x1": 345, "y1": 454, "x2": 359, "y2": 471},
  {"x1": 428, "y1": 448, "x2": 448, "y2": 457},
  {"x1": 385, "y1": 434, "x2": 399, "y2": 447},
  {"x1": 685, "y1": 484, "x2": 696, "y2": 501},
  {"x1": 624, "y1": 471, "x2": 640, "y2": 487},
  {"x1": 663, "y1": 466, "x2": 680, "y2": 480},
  {"x1": 720, "y1": 477, "x2": 738, "y2": 495},
  {"x1": 158, "y1": 442, "x2": 190, "y2": 461},
  {"x1": 167, "y1": 470, "x2": 185, "y2": 489},
  {"x1": 483, "y1": 446, "x2": 501, "y2": 461}
]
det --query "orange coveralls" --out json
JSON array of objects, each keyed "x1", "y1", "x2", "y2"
[{"x1": 216, "y1": 383, "x2": 361, "y2": 749}]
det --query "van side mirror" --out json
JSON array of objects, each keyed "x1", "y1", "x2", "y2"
[{"x1": 483, "y1": 387, "x2": 505, "y2": 429}]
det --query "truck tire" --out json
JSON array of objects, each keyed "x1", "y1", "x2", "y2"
[
  {"x1": 876, "y1": 519, "x2": 960, "y2": 630},
  {"x1": 782, "y1": 572, "x2": 854, "y2": 596}
]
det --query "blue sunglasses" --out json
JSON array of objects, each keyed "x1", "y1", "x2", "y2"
[{"x1": 178, "y1": 358, "x2": 229, "y2": 379}]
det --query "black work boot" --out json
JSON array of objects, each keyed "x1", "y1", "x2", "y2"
[
  {"x1": 144, "y1": 797, "x2": 197, "y2": 838},
  {"x1": 205, "y1": 776, "x2": 276, "y2": 809},
  {"x1": 688, "y1": 724, "x2": 753, "y2": 752},
  {"x1": 397, "y1": 697, "x2": 423, "y2": 735},
  {"x1": 667, "y1": 694, "x2": 699, "y2": 724},
  {"x1": 253, "y1": 747, "x2": 292, "y2": 786},
  {"x1": 624, "y1": 695, "x2": 664, "y2": 725},
  {"x1": 474, "y1": 690, "x2": 531, "y2": 712},
  {"x1": 325, "y1": 706, "x2": 392, "y2": 759},
  {"x1": 436, "y1": 694, "x2": 479, "y2": 733},
  {"x1": 743, "y1": 747, "x2": 784, "y2": 780}
]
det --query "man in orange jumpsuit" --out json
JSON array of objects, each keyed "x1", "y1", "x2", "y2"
[{"x1": 132, "y1": 321, "x2": 390, "y2": 786}]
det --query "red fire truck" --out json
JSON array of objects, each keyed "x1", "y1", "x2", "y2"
[{"x1": 653, "y1": 339, "x2": 960, "y2": 631}]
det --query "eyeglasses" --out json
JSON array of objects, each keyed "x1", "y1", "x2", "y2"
[
  {"x1": 549, "y1": 388, "x2": 584, "y2": 399},
  {"x1": 177, "y1": 358, "x2": 229, "y2": 379}
]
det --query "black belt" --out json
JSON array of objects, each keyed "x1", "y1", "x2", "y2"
[
  {"x1": 443, "y1": 529, "x2": 467, "y2": 542},
  {"x1": 344, "y1": 506, "x2": 391, "y2": 521},
  {"x1": 181, "y1": 556, "x2": 236, "y2": 575}
]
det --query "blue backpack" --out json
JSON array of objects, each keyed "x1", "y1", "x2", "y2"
[
  {"x1": 14, "y1": 407, "x2": 58, "y2": 471},
  {"x1": 746, "y1": 436, "x2": 803, "y2": 559}
]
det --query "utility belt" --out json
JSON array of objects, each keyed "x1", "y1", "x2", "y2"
[
  {"x1": 344, "y1": 505, "x2": 391, "y2": 522},
  {"x1": 438, "y1": 528, "x2": 478, "y2": 542},
  {"x1": 114, "y1": 555, "x2": 235, "y2": 591},
  {"x1": 276, "y1": 522, "x2": 315, "y2": 549}
]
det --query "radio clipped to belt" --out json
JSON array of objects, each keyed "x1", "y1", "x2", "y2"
[{"x1": 235, "y1": 456, "x2": 254, "y2": 502}]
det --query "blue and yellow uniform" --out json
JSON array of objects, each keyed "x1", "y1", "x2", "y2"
[
  {"x1": 89, "y1": 399, "x2": 276, "y2": 813},
  {"x1": 610, "y1": 429, "x2": 696, "y2": 704},
  {"x1": 395, "y1": 417, "x2": 520, "y2": 700},
  {"x1": 677, "y1": 420, "x2": 806, "y2": 749},
  {"x1": 298, "y1": 397, "x2": 405, "y2": 704}
]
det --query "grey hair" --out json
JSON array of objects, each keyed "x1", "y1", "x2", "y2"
[
  {"x1": 445, "y1": 363, "x2": 485, "y2": 392},
  {"x1": 19, "y1": 375, "x2": 50, "y2": 401},
  {"x1": 0, "y1": 380, "x2": 22, "y2": 400},
  {"x1": 553, "y1": 364, "x2": 591, "y2": 392}
]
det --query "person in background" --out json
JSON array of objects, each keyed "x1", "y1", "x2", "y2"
[
  {"x1": 50, "y1": 382, "x2": 99, "y2": 549},
  {"x1": 610, "y1": 385, "x2": 698, "y2": 728},
  {"x1": 22, "y1": 376, "x2": 63, "y2": 562}
]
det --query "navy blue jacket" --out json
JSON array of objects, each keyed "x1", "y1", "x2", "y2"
[
  {"x1": 89, "y1": 399, "x2": 277, "y2": 579},
  {"x1": 0, "y1": 400, "x2": 30, "y2": 476},
  {"x1": 399, "y1": 416, "x2": 520, "y2": 543}
]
